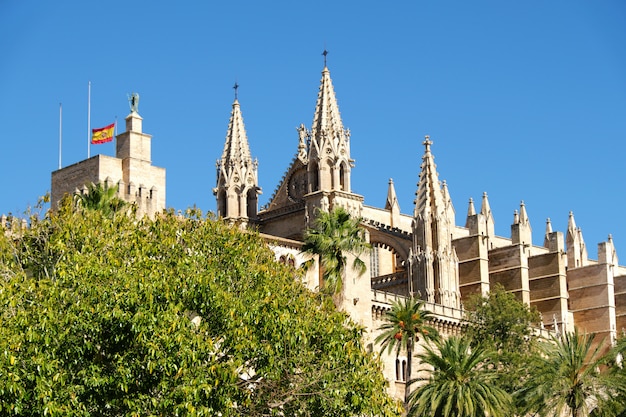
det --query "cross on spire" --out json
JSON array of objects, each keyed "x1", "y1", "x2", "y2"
[
  {"x1": 233, "y1": 82, "x2": 239, "y2": 100},
  {"x1": 322, "y1": 49, "x2": 328, "y2": 67}
]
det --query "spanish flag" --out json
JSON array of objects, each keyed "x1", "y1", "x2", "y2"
[{"x1": 91, "y1": 122, "x2": 115, "y2": 144}]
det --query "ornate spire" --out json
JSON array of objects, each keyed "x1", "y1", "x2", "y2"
[
  {"x1": 221, "y1": 98, "x2": 253, "y2": 165},
  {"x1": 411, "y1": 137, "x2": 460, "y2": 308},
  {"x1": 214, "y1": 93, "x2": 260, "y2": 223},
  {"x1": 310, "y1": 64, "x2": 346, "y2": 146},
  {"x1": 414, "y1": 136, "x2": 446, "y2": 217},
  {"x1": 306, "y1": 61, "x2": 353, "y2": 195}
]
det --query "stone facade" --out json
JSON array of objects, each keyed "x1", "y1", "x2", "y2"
[
  {"x1": 51, "y1": 110, "x2": 165, "y2": 217},
  {"x1": 215, "y1": 62, "x2": 626, "y2": 401}
]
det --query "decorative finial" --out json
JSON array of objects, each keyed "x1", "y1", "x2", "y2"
[
  {"x1": 322, "y1": 49, "x2": 328, "y2": 67},
  {"x1": 423, "y1": 135, "x2": 432, "y2": 149},
  {"x1": 233, "y1": 82, "x2": 239, "y2": 100}
]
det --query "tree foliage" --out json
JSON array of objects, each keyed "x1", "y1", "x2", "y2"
[
  {"x1": 517, "y1": 329, "x2": 626, "y2": 417},
  {"x1": 73, "y1": 182, "x2": 127, "y2": 217},
  {"x1": 407, "y1": 336, "x2": 513, "y2": 417},
  {"x1": 302, "y1": 207, "x2": 370, "y2": 295},
  {"x1": 375, "y1": 297, "x2": 438, "y2": 405},
  {"x1": 0, "y1": 200, "x2": 399, "y2": 416},
  {"x1": 463, "y1": 284, "x2": 540, "y2": 394}
]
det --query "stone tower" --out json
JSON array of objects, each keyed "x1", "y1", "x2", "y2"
[
  {"x1": 51, "y1": 100, "x2": 165, "y2": 217},
  {"x1": 410, "y1": 137, "x2": 460, "y2": 308},
  {"x1": 214, "y1": 94, "x2": 261, "y2": 226}
]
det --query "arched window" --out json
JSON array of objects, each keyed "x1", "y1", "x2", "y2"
[
  {"x1": 218, "y1": 190, "x2": 227, "y2": 218},
  {"x1": 339, "y1": 162, "x2": 346, "y2": 190},
  {"x1": 246, "y1": 188, "x2": 257, "y2": 218},
  {"x1": 310, "y1": 162, "x2": 319, "y2": 192},
  {"x1": 395, "y1": 357, "x2": 408, "y2": 382}
]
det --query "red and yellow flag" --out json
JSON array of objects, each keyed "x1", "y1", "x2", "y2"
[{"x1": 91, "y1": 122, "x2": 115, "y2": 144}]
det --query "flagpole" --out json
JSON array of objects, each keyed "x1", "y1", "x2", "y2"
[
  {"x1": 87, "y1": 81, "x2": 91, "y2": 158},
  {"x1": 59, "y1": 103, "x2": 63, "y2": 169},
  {"x1": 114, "y1": 116, "x2": 118, "y2": 155}
]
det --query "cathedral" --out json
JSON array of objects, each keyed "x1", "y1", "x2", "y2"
[
  {"x1": 211, "y1": 59, "x2": 626, "y2": 400},
  {"x1": 50, "y1": 59, "x2": 626, "y2": 402}
]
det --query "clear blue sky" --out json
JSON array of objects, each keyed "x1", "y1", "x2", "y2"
[{"x1": 1, "y1": 1, "x2": 625, "y2": 258}]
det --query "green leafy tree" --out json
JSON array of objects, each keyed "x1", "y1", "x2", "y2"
[
  {"x1": 518, "y1": 329, "x2": 626, "y2": 417},
  {"x1": 302, "y1": 206, "x2": 370, "y2": 295},
  {"x1": 407, "y1": 336, "x2": 513, "y2": 417},
  {"x1": 375, "y1": 297, "x2": 438, "y2": 406},
  {"x1": 74, "y1": 182, "x2": 127, "y2": 217},
  {"x1": 464, "y1": 284, "x2": 540, "y2": 395},
  {"x1": 0, "y1": 201, "x2": 400, "y2": 416}
]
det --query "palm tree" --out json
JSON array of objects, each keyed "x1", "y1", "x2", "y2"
[
  {"x1": 517, "y1": 328, "x2": 626, "y2": 417},
  {"x1": 75, "y1": 182, "x2": 127, "y2": 217},
  {"x1": 375, "y1": 296, "x2": 438, "y2": 406},
  {"x1": 301, "y1": 206, "x2": 370, "y2": 295},
  {"x1": 407, "y1": 336, "x2": 512, "y2": 417}
]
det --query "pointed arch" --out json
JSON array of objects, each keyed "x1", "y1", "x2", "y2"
[
  {"x1": 247, "y1": 187, "x2": 258, "y2": 218},
  {"x1": 339, "y1": 161, "x2": 348, "y2": 191},
  {"x1": 218, "y1": 190, "x2": 227, "y2": 218},
  {"x1": 309, "y1": 161, "x2": 319, "y2": 193}
]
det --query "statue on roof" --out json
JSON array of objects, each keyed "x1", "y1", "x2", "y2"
[{"x1": 128, "y1": 92, "x2": 140, "y2": 113}]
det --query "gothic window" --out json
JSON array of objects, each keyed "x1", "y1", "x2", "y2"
[
  {"x1": 339, "y1": 162, "x2": 346, "y2": 190},
  {"x1": 218, "y1": 190, "x2": 227, "y2": 218},
  {"x1": 310, "y1": 162, "x2": 319, "y2": 192},
  {"x1": 247, "y1": 188, "x2": 257, "y2": 218}
]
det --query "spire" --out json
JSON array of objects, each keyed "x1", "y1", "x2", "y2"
[
  {"x1": 566, "y1": 211, "x2": 588, "y2": 268},
  {"x1": 511, "y1": 201, "x2": 532, "y2": 245},
  {"x1": 221, "y1": 99, "x2": 253, "y2": 165},
  {"x1": 310, "y1": 64, "x2": 346, "y2": 145},
  {"x1": 465, "y1": 198, "x2": 476, "y2": 229},
  {"x1": 386, "y1": 178, "x2": 400, "y2": 227},
  {"x1": 214, "y1": 92, "x2": 261, "y2": 224},
  {"x1": 480, "y1": 192, "x2": 495, "y2": 239},
  {"x1": 480, "y1": 192, "x2": 491, "y2": 217},
  {"x1": 567, "y1": 211, "x2": 576, "y2": 234},
  {"x1": 411, "y1": 137, "x2": 460, "y2": 308},
  {"x1": 519, "y1": 201, "x2": 529, "y2": 224},
  {"x1": 385, "y1": 178, "x2": 399, "y2": 211},
  {"x1": 543, "y1": 218, "x2": 554, "y2": 250},
  {"x1": 307, "y1": 58, "x2": 352, "y2": 194},
  {"x1": 467, "y1": 198, "x2": 476, "y2": 217},
  {"x1": 414, "y1": 136, "x2": 446, "y2": 217}
]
